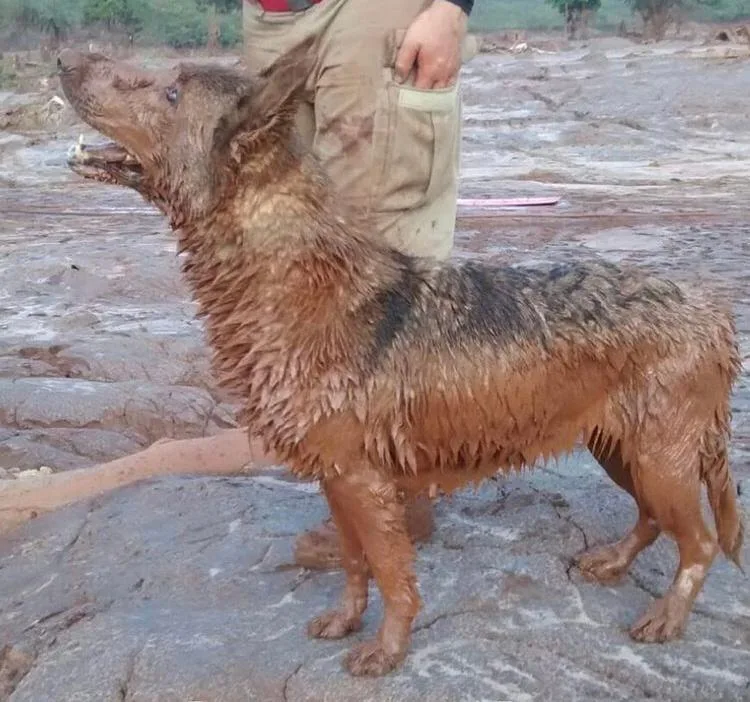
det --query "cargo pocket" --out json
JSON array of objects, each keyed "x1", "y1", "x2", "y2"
[{"x1": 374, "y1": 33, "x2": 461, "y2": 213}]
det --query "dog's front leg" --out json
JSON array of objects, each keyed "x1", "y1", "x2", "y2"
[
  {"x1": 314, "y1": 466, "x2": 421, "y2": 676},
  {"x1": 307, "y1": 479, "x2": 370, "y2": 640}
]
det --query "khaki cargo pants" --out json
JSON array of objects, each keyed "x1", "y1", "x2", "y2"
[{"x1": 243, "y1": 0, "x2": 477, "y2": 260}]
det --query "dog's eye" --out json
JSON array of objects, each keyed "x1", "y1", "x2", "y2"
[{"x1": 165, "y1": 86, "x2": 179, "y2": 104}]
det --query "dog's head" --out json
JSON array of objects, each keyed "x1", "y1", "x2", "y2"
[{"x1": 58, "y1": 38, "x2": 315, "y2": 225}]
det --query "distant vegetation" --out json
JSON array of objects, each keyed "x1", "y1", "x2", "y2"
[
  {"x1": 0, "y1": 0, "x2": 243, "y2": 49},
  {"x1": 0, "y1": 0, "x2": 749, "y2": 50},
  {"x1": 472, "y1": 0, "x2": 750, "y2": 32},
  {"x1": 537, "y1": 0, "x2": 741, "y2": 39},
  {"x1": 544, "y1": 0, "x2": 602, "y2": 39}
]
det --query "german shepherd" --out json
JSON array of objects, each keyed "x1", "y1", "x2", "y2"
[{"x1": 59, "y1": 39, "x2": 743, "y2": 676}]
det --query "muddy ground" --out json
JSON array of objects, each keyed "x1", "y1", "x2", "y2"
[{"x1": 1, "y1": 34, "x2": 749, "y2": 701}]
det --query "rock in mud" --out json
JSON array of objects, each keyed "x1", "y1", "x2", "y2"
[{"x1": 0, "y1": 377, "x2": 236, "y2": 454}]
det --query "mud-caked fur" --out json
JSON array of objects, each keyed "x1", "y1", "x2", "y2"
[{"x1": 59, "y1": 40, "x2": 744, "y2": 677}]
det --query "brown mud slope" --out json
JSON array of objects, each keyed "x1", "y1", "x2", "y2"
[{"x1": 0, "y1": 35, "x2": 749, "y2": 700}]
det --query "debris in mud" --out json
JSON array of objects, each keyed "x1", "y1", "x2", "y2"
[
  {"x1": 529, "y1": 66, "x2": 551, "y2": 81},
  {"x1": 0, "y1": 466, "x2": 54, "y2": 481},
  {"x1": 479, "y1": 32, "x2": 560, "y2": 55},
  {"x1": 20, "y1": 467, "x2": 54, "y2": 479},
  {"x1": 681, "y1": 43, "x2": 750, "y2": 60},
  {"x1": 0, "y1": 52, "x2": 57, "y2": 93},
  {"x1": 0, "y1": 645, "x2": 37, "y2": 700},
  {"x1": 523, "y1": 87, "x2": 559, "y2": 111},
  {"x1": 615, "y1": 117, "x2": 647, "y2": 131},
  {"x1": 0, "y1": 94, "x2": 76, "y2": 133},
  {"x1": 679, "y1": 24, "x2": 750, "y2": 59},
  {"x1": 713, "y1": 26, "x2": 750, "y2": 44}
]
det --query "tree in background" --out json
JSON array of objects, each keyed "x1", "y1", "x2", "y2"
[
  {"x1": 625, "y1": 0, "x2": 723, "y2": 40},
  {"x1": 1, "y1": 0, "x2": 83, "y2": 47},
  {"x1": 545, "y1": 0, "x2": 602, "y2": 39},
  {"x1": 0, "y1": 0, "x2": 243, "y2": 49},
  {"x1": 82, "y1": 0, "x2": 133, "y2": 30}
]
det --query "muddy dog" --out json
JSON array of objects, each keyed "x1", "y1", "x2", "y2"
[{"x1": 58, "y1": 40, "x2": 744, "y2": 676}]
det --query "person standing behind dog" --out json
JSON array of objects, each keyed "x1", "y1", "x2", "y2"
[{"x1": 242, "y1": 0, "x2": 478, "y2": 568}]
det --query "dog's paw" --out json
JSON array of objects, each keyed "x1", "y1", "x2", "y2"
[
  {"x1": 575, "y1": 544, "x2": 629, "y2": 585},
  {"x1": 307, "y1": 610, "x2": 361, "y2": 640},
  {"x1": 629, "y1": 596, "x2": 687, "y2": 643},
  {"x1": 343, "y1": 640, "x2": 404, "y2": 677}
]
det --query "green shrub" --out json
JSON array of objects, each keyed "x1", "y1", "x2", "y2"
[
  {"x1": 131, "y1": 0, "x2": 208, "y2": 48},
  {"x1": 0, "y1": 62, "x2": 19, "y2": 89},
  {"x1": 468, "y1": 0, "x2": 750, "y2": 32},
  {"x1": 545, "y1": 0, "x2": 602, "y2": 37},
  {"x1": 625, "y1": 0, "x2": 722, "y2": 39},
  {"x1": 0, "y1": 0, "x2": 84, "y2": 40},
  {"x1": 218, "y1": 9, "x2": 242, "y2": 47}
]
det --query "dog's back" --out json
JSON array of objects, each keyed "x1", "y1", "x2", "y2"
[
  {"x1": 356, "y1": 256, "x2": 737, "y2": 481},
  {"x1": 369, "y1": 257, "x2": 708, "y2": 362}
]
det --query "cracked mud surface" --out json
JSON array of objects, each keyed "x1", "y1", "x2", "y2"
[{"x1": 1, "y1": 35, "x2": 750, "y2": 701}]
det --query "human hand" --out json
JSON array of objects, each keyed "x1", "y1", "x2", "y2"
[{"x1": 395, "y1": 0, "x2": 468, "y2": 90}]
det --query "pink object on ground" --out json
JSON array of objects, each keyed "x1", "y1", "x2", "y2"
[{"x1": 457, "y1": 197, "x2": 560, "y2": 208}]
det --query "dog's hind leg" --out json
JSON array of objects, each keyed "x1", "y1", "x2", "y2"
[
  {"x1": 307, "y1": 480, "x2": 369, "y2": 640},
  {"x1": 628, "y1": 444, "x2": 719, "y2": 643},
  {"x1": 315, "y1": 465, "x2": 421, "y2": 676},
  {"x1": 575, "y1": 433, "x2": 660, "y2": 584}
]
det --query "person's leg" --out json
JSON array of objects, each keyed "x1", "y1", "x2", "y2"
[
  {"x1": 242, "y1": 0, "x2": 477, "y2": 259},
  {"x1": 310, "y1": 0, "x2": 476, "y2": 259},
  {"x1": 242, "y1": 1, "x2": 318, "y2": 147}
]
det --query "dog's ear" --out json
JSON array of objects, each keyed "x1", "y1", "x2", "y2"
[
  {"x1": 254, "y1": 34, "x2": 316, "y2": 120},
  {"x1": 213, "y1": 36, "x2": 316, "y2": 159}
]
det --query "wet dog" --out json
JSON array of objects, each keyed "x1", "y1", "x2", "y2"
[{"x1": 59, "y1": 40, "x2": 744, "y2": 676}]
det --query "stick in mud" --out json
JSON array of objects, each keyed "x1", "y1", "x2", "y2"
[{"x1": 0, "y1": 429, "x2": 275, "y2": 535}]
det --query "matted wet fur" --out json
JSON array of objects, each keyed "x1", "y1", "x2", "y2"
[{"x1": 58, "y1": 41, "x2": 744, "y2": 677}]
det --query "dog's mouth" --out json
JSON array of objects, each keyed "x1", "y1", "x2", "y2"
[{"x1": 67, "y1": 134, "x2": 143, "y2": 187}]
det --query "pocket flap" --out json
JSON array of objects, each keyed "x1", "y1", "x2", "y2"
[{"x1": 397, "y1": 84, "x2": 458, "y2": 113}]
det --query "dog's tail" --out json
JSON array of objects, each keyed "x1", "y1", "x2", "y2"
[
  {"x1": 704, "y1": 448, "x2": 744, "y2": 569},
  {"x1": 701, "y1": 411, "x2": 744, "y2": 569},
  {"x1": 697, "y1": 305, "x2": 745, "y2": 569}
]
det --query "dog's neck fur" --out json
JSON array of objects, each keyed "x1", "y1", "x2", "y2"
[{"x1": 173, "y1": 144, "x2": 412, "y2": 446}]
